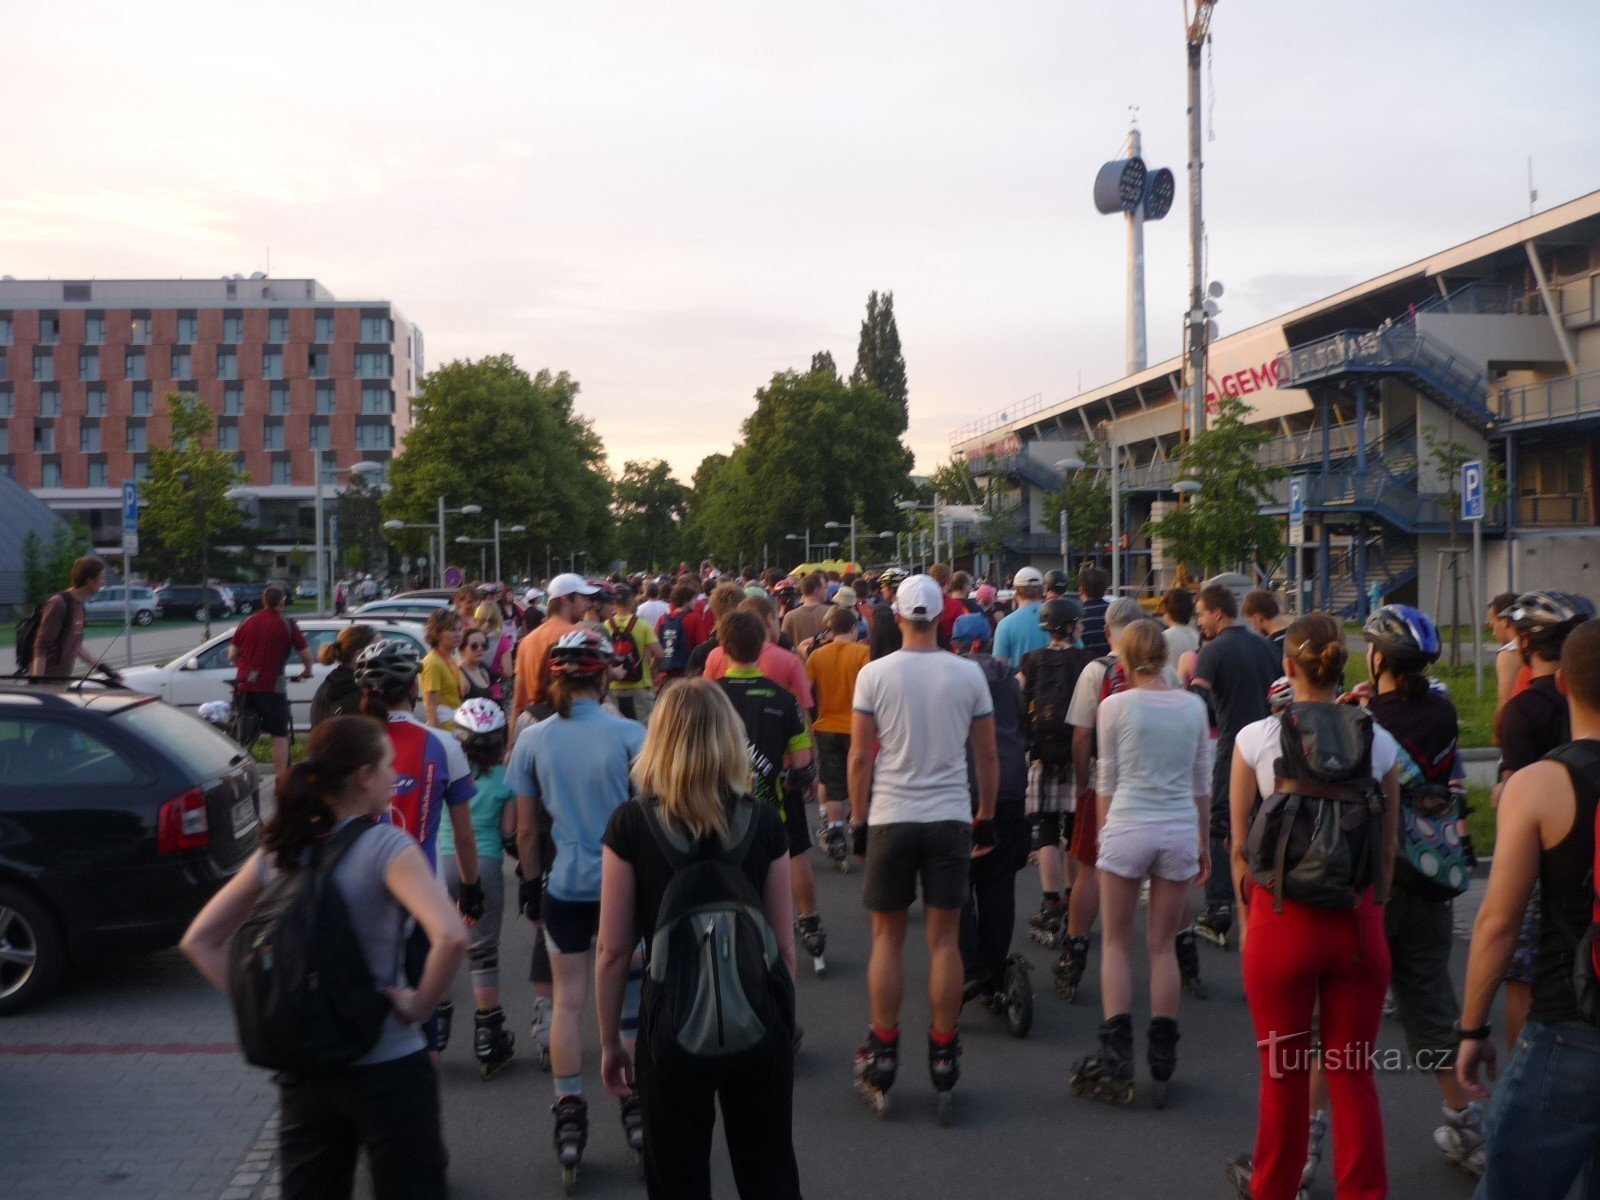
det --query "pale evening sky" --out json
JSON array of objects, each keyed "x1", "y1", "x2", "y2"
[{"x1": 3, "y1": 1, "x2": 1597, "y2": 480}]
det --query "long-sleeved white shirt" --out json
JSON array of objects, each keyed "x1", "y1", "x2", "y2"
[{"x1": 1095, "y1": 687, "x2": 1213, "y2": 827}]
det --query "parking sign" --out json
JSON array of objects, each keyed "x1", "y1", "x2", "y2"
[
  {"x1": 1462, "y1": 460, "x2": 1485, "y2": 522},
  {"x1": 121, "y1": 480, "x2": 139, "y2": 557},
  {"x1": 1288, "y1": 478, "x2": 1306, "y2": 548}
]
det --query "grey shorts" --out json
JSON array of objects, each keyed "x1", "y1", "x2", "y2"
[
  {"x1": 862, "y1": 820, "x2": 972, "y2": 912},
  {"x1": 814, "y1": 732, "x2": 851, "y2": 803},
  {"x1": 441, "y1": 855, "x2": 505, "y2": 967},
  {"x1": 1096, "y1": 820, "x2": 1199, "y2": 883},
  {"x1": 1384, "y1": 886, "x2": 1460, "y2": 1066},
  {"x1": 1026, "y1": 760, "x2": 1075, "y2": 816}
]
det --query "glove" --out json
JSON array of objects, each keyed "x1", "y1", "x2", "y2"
[
  {"x1": 972, "y1": 819, "x2": 998, "y2": 848},
  {"x1": 851, "y1": 821, "x2": 869, "y2": 858},
  {"x1": 518, "y1": 878, "x2": 543, "y2": 922},
  {"x1": 457, "y1": 879, "x2": 485, "y2": 922}
]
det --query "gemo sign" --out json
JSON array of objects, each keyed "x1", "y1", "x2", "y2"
[{"x1": 1201, "y1": 326, "x2": 1310, "y2": 424}]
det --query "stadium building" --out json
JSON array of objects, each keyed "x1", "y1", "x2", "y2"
[{"x1": 951, "y1": 189, "x2": 1600, "y2": 619}]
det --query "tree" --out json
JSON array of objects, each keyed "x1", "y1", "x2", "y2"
[
  {"x1": 613, "y1": 459, "x2": 691, "y2": 570},
  {"x1": 925, "y1": 456, "x2": 980, "y2": 506},
  {"x1": 1147, "y1": 395, "x2": 1286, "y2": 577},
  {"x1": 22, "y1": 518, "x2": 92, "y2": 605},
  {"x1": 851, "y1": 290, "x2": 908, "y2": 420},
  {"x1": 333, "y1": 476, "x2": 388, "y2": 576},
  {"x1": 141, "y1": 392, "x2": 245, "y2": 582},
  {"x1": 382, "y1": 357, "x2": 613, "y2": 567},
  {"x1": 1043, "y1": 441, "x2": 1113, "y2": 572},
  {"x1": 809, "y1": 350, "x2": 837, "y2": 378}
]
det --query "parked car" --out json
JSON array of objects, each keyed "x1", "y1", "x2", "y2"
[
  {"x1": 296, "y1": 579, "x2": 319, "y2": 600},
  {"x1": 0, "y1": 683, "x2": 265, "y2": 1013},
  {"x1": 82, "y1": 586, "x2": 159, "y2": 626},
  {"x1": 121, "y1": 617, "x2": 428, "y2": 728},
  {"x1": 229, "y1": 582, "x2": 290, "y2": 615},
  {"x1": 153, "y1": 585, "x2": 234, "y2": 621},
  {"x1": 351, "y1": 592, "x2": 453, "y2": 624}
]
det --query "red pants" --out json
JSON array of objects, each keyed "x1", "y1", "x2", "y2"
[
  {"x1": 1241, "y1": 888, "x2": 1390, "y2": 1200},
  {"x1": 1069, "y1": 789, "x2": 1100, "y2": 867}
]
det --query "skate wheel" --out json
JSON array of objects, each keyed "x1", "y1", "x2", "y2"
[
  {"x1": 1069, "y1": 1075, "x2": 1087, "y2": 1097},
  {"x1": 635, "y1": 1150, "x2": 645, "y2": 1180},
  {"x1": 857, "y1": 1081, "x2": 891, "y2": 1117},
  {"x1": 812, "y1": 956, "x2": 827, "y2": 976},
  {"x1": 936, "y1": 1090, "x2": 954, "y2": 1126},
  {"x1": 835, "y1": 858, "x2": 850, "y2": 875},
  {"x1": 1118, "y1": 1084, "x2": 1136, "y2": 1106},
  {"x1": 1003, "y1": 959, "x2": 1034, "y2": 1039},
  {"x1": 562, "y1": 1164, "x2": 579, "y2": 1195}
]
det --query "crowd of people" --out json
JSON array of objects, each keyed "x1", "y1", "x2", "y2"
[{"x1": 172, "y1": 553, "x2": 1600, "y2": 1200}]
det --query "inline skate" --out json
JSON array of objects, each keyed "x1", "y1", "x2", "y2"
[
  {"x1": 473, "y1": 1005, "x2": 514, "y2": 1080},
  {"x1": 619, "y1": 1093, "x2": 645, "y2": 1178},
  {"x1": 928, "y1": 1030, "x2": 962, "y2": 1125},
  {"x1": 822, "y1": 822, "x2": 851, "y2": 873},
  {"x1": 1070, "y1": 1013, "x2": 1135, "y2": 1106},
  {"x1": 795, "y1": 912, "x2": 827, "y2": 975},
  {"x1": 1027, "y1": 897, "x2": 1066, "y2": 949},
  {"x1": 1147, "y1": 1016, "x2": 1179, "y2": 1108},
  {"x1": 552, "y1": 1094, "x2": 588, "y2": 1195},
  {"x1": 529, "y1": 994, "x2": 552, "y2": 1070},
  {"x1": 1055, "y1": 935, "x2": 1090, "y2": 1001},
  {"x1": 434, "y1": 1000, "x2": 454, "y2": 1053},
  {"x1": 1176, "y1": 927, "x2": 1207, "y2": 999},
  {"x1": 852, "y1": 1027, "x2": 898, "y2": 1117},
  {"x1": 1195, "y1": 902, "x2": 1233, "y2": 949}
]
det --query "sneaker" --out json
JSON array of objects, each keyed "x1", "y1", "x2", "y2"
[{"x1": 1433, "y1": 1101, "x2": 1486, "y2": 1177}]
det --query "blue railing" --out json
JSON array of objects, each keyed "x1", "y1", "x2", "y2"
[
  {"x1": 1495, "y1": 369, "x2": 1600, "y2": 427},
  {"x1": 1276, "y1": 327, "x2": 1494, "y2": 426}
]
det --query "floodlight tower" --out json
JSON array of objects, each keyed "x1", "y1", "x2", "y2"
[{"x1": 1094, "y1": 120, "x2": 1175, "y2": 377}]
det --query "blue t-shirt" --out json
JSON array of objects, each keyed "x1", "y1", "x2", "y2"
[
  {"x1": 438, "y1": 763, "x2": 512, "y2": 863},
  {"x1": 993, "y1": 601, "x2": 1050, "y2": 666},
  {"x1": 507, "y1": 699, "x2": 646, "y2": 902}
]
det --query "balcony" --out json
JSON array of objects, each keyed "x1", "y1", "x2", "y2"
[{"x1": 1495, "y1": 369, "x2": 1600, "y2": 429}]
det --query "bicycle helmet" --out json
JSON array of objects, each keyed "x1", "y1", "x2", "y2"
[
  {"x1": 878, "y1": 568, "x2": 907, "y2": 591},
  {"x1": 354, "y1": 638, "x2": 422, "y2": 693},
  {"x1": 453, "y1": 696, "x2": 508, "y2": 739},
  {"x1": 197, "y1": 700, "x2": 233, "y2": 728},
  {"x1": 1509, "y1": 590, "x2": 1596, "y2": 651},
  {"x1": 1267, "y1": 675, "x2": 1294, "y2": 715},
  {"x1": 1362, "y1": 604, "x2": 1442, "y2": 666},
  {"x1": 548, "y1": 629, "x2": 614, "y2": 678},
  {"x1": 772, "y1": 578, "x2": 798, "y2": 597},
  {"x1": 1039, "y1": 596, "x2": 1085, "y2": 635},
  {"x1": 1044, "y1": 568, "x2": 1070, "y2": 594}
]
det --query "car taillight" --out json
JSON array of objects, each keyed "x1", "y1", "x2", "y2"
[{"x1": 157, "y1": 787, "x2": 210, "y2": 853}]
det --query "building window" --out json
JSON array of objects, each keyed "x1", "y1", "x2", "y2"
[
  {"x1": 41, "y1": 461, "x2": 61, "y2": 488},
  {"x1": 38, "y1": 386, "x2": 60, "y2": 417},
  {"x1": 308, "y1": 347, "x2": 329, "y2": 378},
  {"x1": 170, "y1": 346, "x2": 191, "y2": 380},
  {"x1": 355, "y1": 422, "x2": 395, "y2": 451},
  {"x1": 87, "y1": 461, "x2": 108, "y2": 487},
  {"x1": 0, "y1": 428, "x2": 7, "y2": 453},
  {"x1": 233, "y1": 454, "x2": 246, "y2": 477},
  {"x1": 34, "y1": 424, "x2": 55, "y2": 453},
  {"x1": 131, "y1": 382, "x2": 153, "y2": 416},
  {"x1": 217, "y1": 420, "x2": 239, "y2": 451},
  {"x1": 0, "y1": 315, "x2": 11, "y2": 346},
  {"x1": 360, "y1": 382, "x2": 394, "y2": 415},
  {"x1": 86, "y1": 383, "x2": 107, "y2": 416},
  {"x1": 272, "y1": 458, "x2": 293, "y2": 486},
  {"x1": 84, "y1": 313, "x2": 105, "y2": 345},
  {"x1": 217, "y1": 347, "x2": 237, "y2": 381},
  {"x1": 63, "y1": 282, "x2": 91, "y2": 302},
  {"x1": 32, "y1": 349, "x2": 53, "y2": 382},
  {"x1": 176, "y1": 312, "x2": 198, "y2": 344},
  {"x1": 268, "y1": 313, "x2": 289, "y2": 343},
  {"x1": 128, "y1": 312, "x2": 151, "y2": 345},
  {"x1": 262, "y1": 348, "x2": 283, "y2": 380},
  {"x1": 360, "y1": 314, "x2": 392, "y2": 342},
  {"x1": 0, "y1": 384, "x2": 12, "y2": 417},
  {"x1": 354, "y1": 351, "x2": 392, "y2": 379},
  {"x1": 309, "y1": 422, "x2": 329, "y2": 450},
  {"x1": 269, "y1": 382, "x2": 290, "y2": 414},
  {"x1": 315, "y1": 380, "x2": 336, "y2": 414},
  {"x1": 223, "y1": 312, "x2": 243, "y2": 343},
  {"x1": 78, "y1": 348, "x2": 99, "y2": 382},
  {"x1": 133, "y1": 457, "x2": 149, "y2": 481},
  {"x1": 0, "y1": 460, "x2": 12, "y2": 479},
  {"x1": 1517, "y1": 442, "x2": 1591, "y2": 526},
  {"x1": 126, "y1": 423, "x2": 147, "y2": 452},
  {"x1": 314, "y1": 312, "x2": 335, "y2": 342},
  {"x1": 38, "y1": 314, "x2": 59, "y2": 345},
  {"x1": 224, "y1": 381, "x2": 244, "y2": 415},
  {"x1": 79, "y1": 423, "x2": 100, "y2": 453},
  {"x1": 124, "y1": 348, "x2": 146, "y2": 381},
  {"x1": 263, "y1": 420, "x2": 284, "y2": 451}
]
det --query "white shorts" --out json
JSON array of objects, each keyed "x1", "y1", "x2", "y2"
[{"x1": 1096, "y1": 820, "x2": 1199, "y2": 883}]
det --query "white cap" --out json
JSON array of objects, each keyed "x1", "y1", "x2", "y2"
[
  {"x1": 894, "y1": 574, "x2": 944, "y2": 620},
  {"x1": 547, "y1": 573, "x2": 598, "y2": 600},
  {"x1": 1013, "y1": 566, "x2": 1044, "y2": 588}
]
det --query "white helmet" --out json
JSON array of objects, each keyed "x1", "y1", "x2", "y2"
[
  {"x1": 197, "y1": 700, "x2": 232, "y2": 727},
  {"x1": 453, "y1": 696, "x2": 508, "y2": 739}
]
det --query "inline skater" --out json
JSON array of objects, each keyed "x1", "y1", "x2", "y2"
[
  {"x1": 993, "y1": 567, "x2": 1049, "y2": 667},
  {"x1": 805, "y1": 605, "x2": 870, "y2": 870}
]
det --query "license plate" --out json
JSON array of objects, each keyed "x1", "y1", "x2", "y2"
[{"x1": 232, "y1": 796, "x2": 258, "y2": 837}]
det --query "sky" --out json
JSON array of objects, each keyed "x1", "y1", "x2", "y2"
[{"x1": 4, "y1": 1, "x2": 1599, "y2": 481}]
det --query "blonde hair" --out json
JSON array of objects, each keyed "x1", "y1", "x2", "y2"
[
  {"x1": 631, "y1": 679, "x2": 749, "y2": 842},
  {"x1": 473, "y1": 601, "x2": 503, "y2": 635},
  {"x1": 1119, "y1": 619, "x2": 1169, "y2": 676}
]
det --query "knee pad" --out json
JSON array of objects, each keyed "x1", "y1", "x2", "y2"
[{"x1": 468, "y1": 943, "x2": 498, "y2": 973}]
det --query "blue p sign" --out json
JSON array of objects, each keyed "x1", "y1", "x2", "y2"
[{"x1": 1462, "y1": 460, "x2": 1485, "y2": 522}]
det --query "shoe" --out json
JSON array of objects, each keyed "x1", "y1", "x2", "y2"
[{"x1": 1434, "y1": 1101, "x2": 1486, "y2": 1177}]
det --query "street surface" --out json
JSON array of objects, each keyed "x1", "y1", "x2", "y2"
[{"x1": 1, "y1": 831, "x2": 1490, "y2": 1200}]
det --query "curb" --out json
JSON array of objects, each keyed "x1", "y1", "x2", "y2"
[{"x1": 220, "y1": 1109, "x2": 279, "y2": 1200}]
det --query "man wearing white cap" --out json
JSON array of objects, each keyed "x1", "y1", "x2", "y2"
[
  {"x1": 847, "y1": 573, "x2": 999, "y2": 1117},
  {"x1": 512, "y1": 572, "x2": 597, "y2": 714},
  {"x1": 993, "y1": 567, "x2": 1050, "y2": 667}
]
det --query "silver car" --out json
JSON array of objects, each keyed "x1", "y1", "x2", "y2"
[{"x1": 83, "y1": 586, "x2": 159, "y2": 626}]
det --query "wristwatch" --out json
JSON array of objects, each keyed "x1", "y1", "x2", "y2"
[{"x1": 1455, "y1": 1022, "x2": 1492, "y2": 1042}]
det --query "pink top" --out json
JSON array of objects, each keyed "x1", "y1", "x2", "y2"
[{"x1": 703, "y1": 641, "x2": 815, "y2": 710}]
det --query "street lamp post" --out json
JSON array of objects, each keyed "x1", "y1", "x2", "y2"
[
  {"x1": 896, "y1": 495, "x2": 943, "y2": 571},
  {"x1": 784, "y1": 530, "x2": 813, "y2": 562},
  {"x1": 824, "y1": 518, "x2": 858, "y2": 566},
  {"x1": 382, "y1": 517, "x2": 439, "y2": 589},
  {"x1": 492, "y1": 521, "x2": 526, "y2": 584},
  {"x1": 436, "y1": 498, "x2": 483, "y2": 588},
  {"x1": 1055, "y1": 455, "x2": 1087, "y2": 580},
  {"x1": 314, "y1": 460, "x2": 384, "y2": 615}
]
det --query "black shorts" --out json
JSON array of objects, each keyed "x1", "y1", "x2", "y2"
[
  {"x1": 542, "y1": 891, "x2": 600, "y2": 955},
  {"x1": 780, "y1": 789, "x2": 812, "y2": 858},
  {"x1": 862, "y1": 820, "x2": 972, "y2": 912},
  {"x1": 814, "y1": 731, "x2": 851, "y2": 803},
  {"x1": 239, "y1": 690, "x2": 292, "y2": 738}
]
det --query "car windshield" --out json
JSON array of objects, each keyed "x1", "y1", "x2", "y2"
[{"x1": 115, "y1": 700, "x2": 246, "y2": 778}]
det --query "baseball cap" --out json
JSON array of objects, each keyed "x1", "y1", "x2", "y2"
[
  {"x1": 952, "y1": 612, "x2": 991, "y2": 646},
  {"x1": 1013, "y1": 566, "x2": 1044, "y2": 588},
  {"x1": 833, "y1": 585, "x2": 858, "y2": 609},
  {"x1": 894, "y1": 574, "x2": 944, "y2": 620},
  {"x1": 548, "y1": 572, "x2": 599, "y2": 600}
]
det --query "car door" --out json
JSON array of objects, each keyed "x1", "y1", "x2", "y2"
[
  {"x1": 83, "y1": 588, "x2": 118, "y2": 621},
  {"x1": 167, "y1": 634, "x2": 237, "y2": 713}
]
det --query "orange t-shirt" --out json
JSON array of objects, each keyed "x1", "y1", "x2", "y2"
[
  {"x1": 512, "y1": 615, "x2": 577, "y2": 714},
  {"x1": 805, "y1": 639, "x2": 870, "y2": 735}
]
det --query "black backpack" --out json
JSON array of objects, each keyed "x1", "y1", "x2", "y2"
[
  {"x1": 657, "y1": 610, "x2": 691, "y2": 673},
  {"x1": 607, "y1": 616, "x2": 645, "y2": 685},
  {"x1": 228, "y1": 818, "x2": 393, "y2": 1074},
  {"x1": 15, "y1": 592, "x2": 75, "y2": 675},
  {"x1": 1245, "y1": 702, "x2": 1386, "y2": 912},
  {"x1": 1024, "y1": 646, "x2": 1094, "y2": 766},
  {"x1": 641, "y1": 796, "x2": 794, "y2": 1061},
  {"x1": 1546, "y1": 740, "x2": 1600, "y2": 1026}
]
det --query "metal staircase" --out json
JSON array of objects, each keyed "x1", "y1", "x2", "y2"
[{"x1": 1277, "y1": 326, "x2": 1496, "y2": 430}]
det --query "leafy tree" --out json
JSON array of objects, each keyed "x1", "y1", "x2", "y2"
[
  {"x1": 851, "y1": 290, "x2": 908, "y2": 419},
  {"x1": 141, "y1": 392, "x2": 245, "y2": 583},
  {"x1": 809, "y1": 350, "x2": 837, "y2": 378},
  {"x1": 1147, "y1": 395, "x2": 1285, "y2": 577},
  {"x1": 22, "y1": 518, "x2": 93, "y2": 605},
  {"x1": 1043, "y1": 441, "x2": 1114, "y2": 569},
  {"x1": 333, "y1": 475, "x2": 388, "y2": 576},
  {"x1": 613, "y1": 459, "x2": 691, "y2": 570},
  {"x1": 925, "y1": 456, "x2": 980, "y2": 506},
  {"x1": 382, "y1": 357, "x2": 613, "y2": 567}
]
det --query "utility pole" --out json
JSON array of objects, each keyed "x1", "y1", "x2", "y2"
[{"x1": 1184, "y1": 0, "x2": 1218, "y2": 442}]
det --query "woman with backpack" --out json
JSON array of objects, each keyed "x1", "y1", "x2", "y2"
[
  {"x1": 309, "y1": 624, "x2": 377, "y2": 728},
  {"x1": 473, "y1": 600, "x2": 515, "y2": 703},
  {"x1": 179, "y1": 715, "x2": 469, "y2": 1200},
  {"x1": 596, "y1": 678, "x2": 800, "y2": 1200},
  {"x1": 507, "y1": 629, "x2": 648, "y2": 1188},
  {"x1": 1228, "y1": 613, "x2": 1401, "y2": 1200}
]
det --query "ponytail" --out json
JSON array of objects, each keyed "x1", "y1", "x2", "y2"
[
  {"x1": 549, "y1": 673, "x2": 601, "y2": 720},
  {"x1": 320, "y1": 623, "x2": 377, "y2": 667},
  {"x1": 260, "y1": 715, "x2": 388, "y2": 868}
]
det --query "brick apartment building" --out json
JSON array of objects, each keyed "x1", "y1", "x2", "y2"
[{"x1": 0, "y1": 276, "x2": 421, "y2": 557}]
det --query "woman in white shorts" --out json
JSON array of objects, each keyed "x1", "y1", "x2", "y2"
[{"x1": 1076, "y1": 619, "x2": 1213, "y2": 1100}]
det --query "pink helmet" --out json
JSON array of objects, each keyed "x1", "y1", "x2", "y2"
[{"x1": 976, "y1": 583, "x2": 998, "y2": 606}]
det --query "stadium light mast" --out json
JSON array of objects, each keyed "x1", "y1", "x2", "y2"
[
  {"x1": 1094, "y1": 117, "x2": 1175, "y2": 378},
  {"x1": 1184, "y1": 0, "x2": 1219, "y2": 441}
]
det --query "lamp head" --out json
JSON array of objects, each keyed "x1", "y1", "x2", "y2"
[
  {"x1": 460, "y1": 504, "x2": 483, "y2": 516},
  {"x1": 382, "y1": 519, "x2": 405, "y2": 531}
]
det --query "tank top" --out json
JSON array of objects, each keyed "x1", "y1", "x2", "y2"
[{"x1": 1530, "y1": 739, "x2": 1600, "y2": 1025}]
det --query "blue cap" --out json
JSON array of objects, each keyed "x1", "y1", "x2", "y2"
[{"x1": 952, "y1": 612, "x2": 991, "y2": 646}]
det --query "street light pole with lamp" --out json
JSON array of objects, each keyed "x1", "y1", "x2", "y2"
[
  {"x1": 784, "y1": 530, "x2": 813, "y2": 562},
  {"x1": 824, "y1": 518, "x2": 857, "y2": 566},
  {"x1": 437, "y1": 499, "x2": 483, "y2": 588},
  {"x1": 895, "y1": 494, "x2": 943, "y2": 570},
  {"x1": 382, "y1": 519, "x2": 439, "y2": 588},
  {"x1": 314, "y1": 460, "x2": 384, "y2": 615}
]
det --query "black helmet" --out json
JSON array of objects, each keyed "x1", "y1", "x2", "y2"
[
  {"x1": 1509, "y1": 590, "x2": 1596, "y2": 651},
  {"x1": 1039, "y1": 597, "x2": 1084, "y2": 635},
  {"x1": 1044, "y1": 568, "x2": 1069, "y2": 594},
  {"x1": 1362, "y1": 604, "x2": 1441, "y2": 667},
  {"x1": 354, "y1": 638, "x2": 422, "y2": 694}
]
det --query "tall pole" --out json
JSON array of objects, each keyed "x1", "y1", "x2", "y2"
[
  {"x1": 436, "y1": 495, "x2": 446, "y2": 590},
  {"x1": 1185, "y1": 4, "x2": 1213, "y2": 442},
  {"x1": 493, "y1": 518, "x2": 502, "y2": 584},
  {"x1": 849, "y1": 516, "x2": 857, "y2": 567},
  {"x1": 1059, "y1": 507, "x2": 1069, "y2": 577},
  {"x1": 1109, "y1": 428, "x2": 1122, "y2": 596},
  {"x1": 1126, "y1": 126, "x2": 1147, "y2": 376},
  {"x1": 201, "y1": 503, "x2": 211, "y2": 641},
  {"x1": 314, "y1": 471, "x2": 325, "y2": 615},
  {"x1": 1471, "y1": 515, "x2": 1484, "y2": 694},
  {"x1": 933, "y1": 494, "x2": 942, "y2": 565}
]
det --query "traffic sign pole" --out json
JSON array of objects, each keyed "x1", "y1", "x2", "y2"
[
  {"x1": 1287, "y1": 478, "x2": 1306, "y2": 613},
  {"x1": 121, "y1": 481, "x2": 139, "y2": 669},
  {"x1": 1463, "y1": 461, "x2": 1485, "y2": 694}
]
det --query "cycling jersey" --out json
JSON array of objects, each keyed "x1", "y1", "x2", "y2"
[{"x1": 384, "y1": 711, "x2": 475, "y2": 867}]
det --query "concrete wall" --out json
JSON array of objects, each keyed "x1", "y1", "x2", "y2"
[
  {"x1": 1416, "y1": 313, "x2": 1565, "y2": 370},
  {"x1": 1414, "y1": 396, "x2": 1489, "y2": 494}
]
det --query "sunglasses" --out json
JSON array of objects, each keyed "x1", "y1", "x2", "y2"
[{"x1": 464, "y1": 640, "x2": 488, "y2": 650}]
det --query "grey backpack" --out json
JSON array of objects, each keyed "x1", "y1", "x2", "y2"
[{"x1": 641, "y1": 796, "x2": 793, "y2": 1059}]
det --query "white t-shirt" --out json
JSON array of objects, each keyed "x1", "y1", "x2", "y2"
[
  {"x1": 1163, "y1": 622, "x2": 1201, "y2": 661},
  {"x1": 853, "y1": 648, "x2": 993, "y2": 825},
  {"x1": 1066, "y1": 654, "x2": 1181, "y2": 730},
  {"x1": 1233, "y1": 712, "x2": 1400, "y2": 803},
  {"x1": 636, "y1": 599, "x2": 670, "y2": 631},
  {"x1": 1096, "y1": 689, "x2": 1214, "y2": 827}
]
